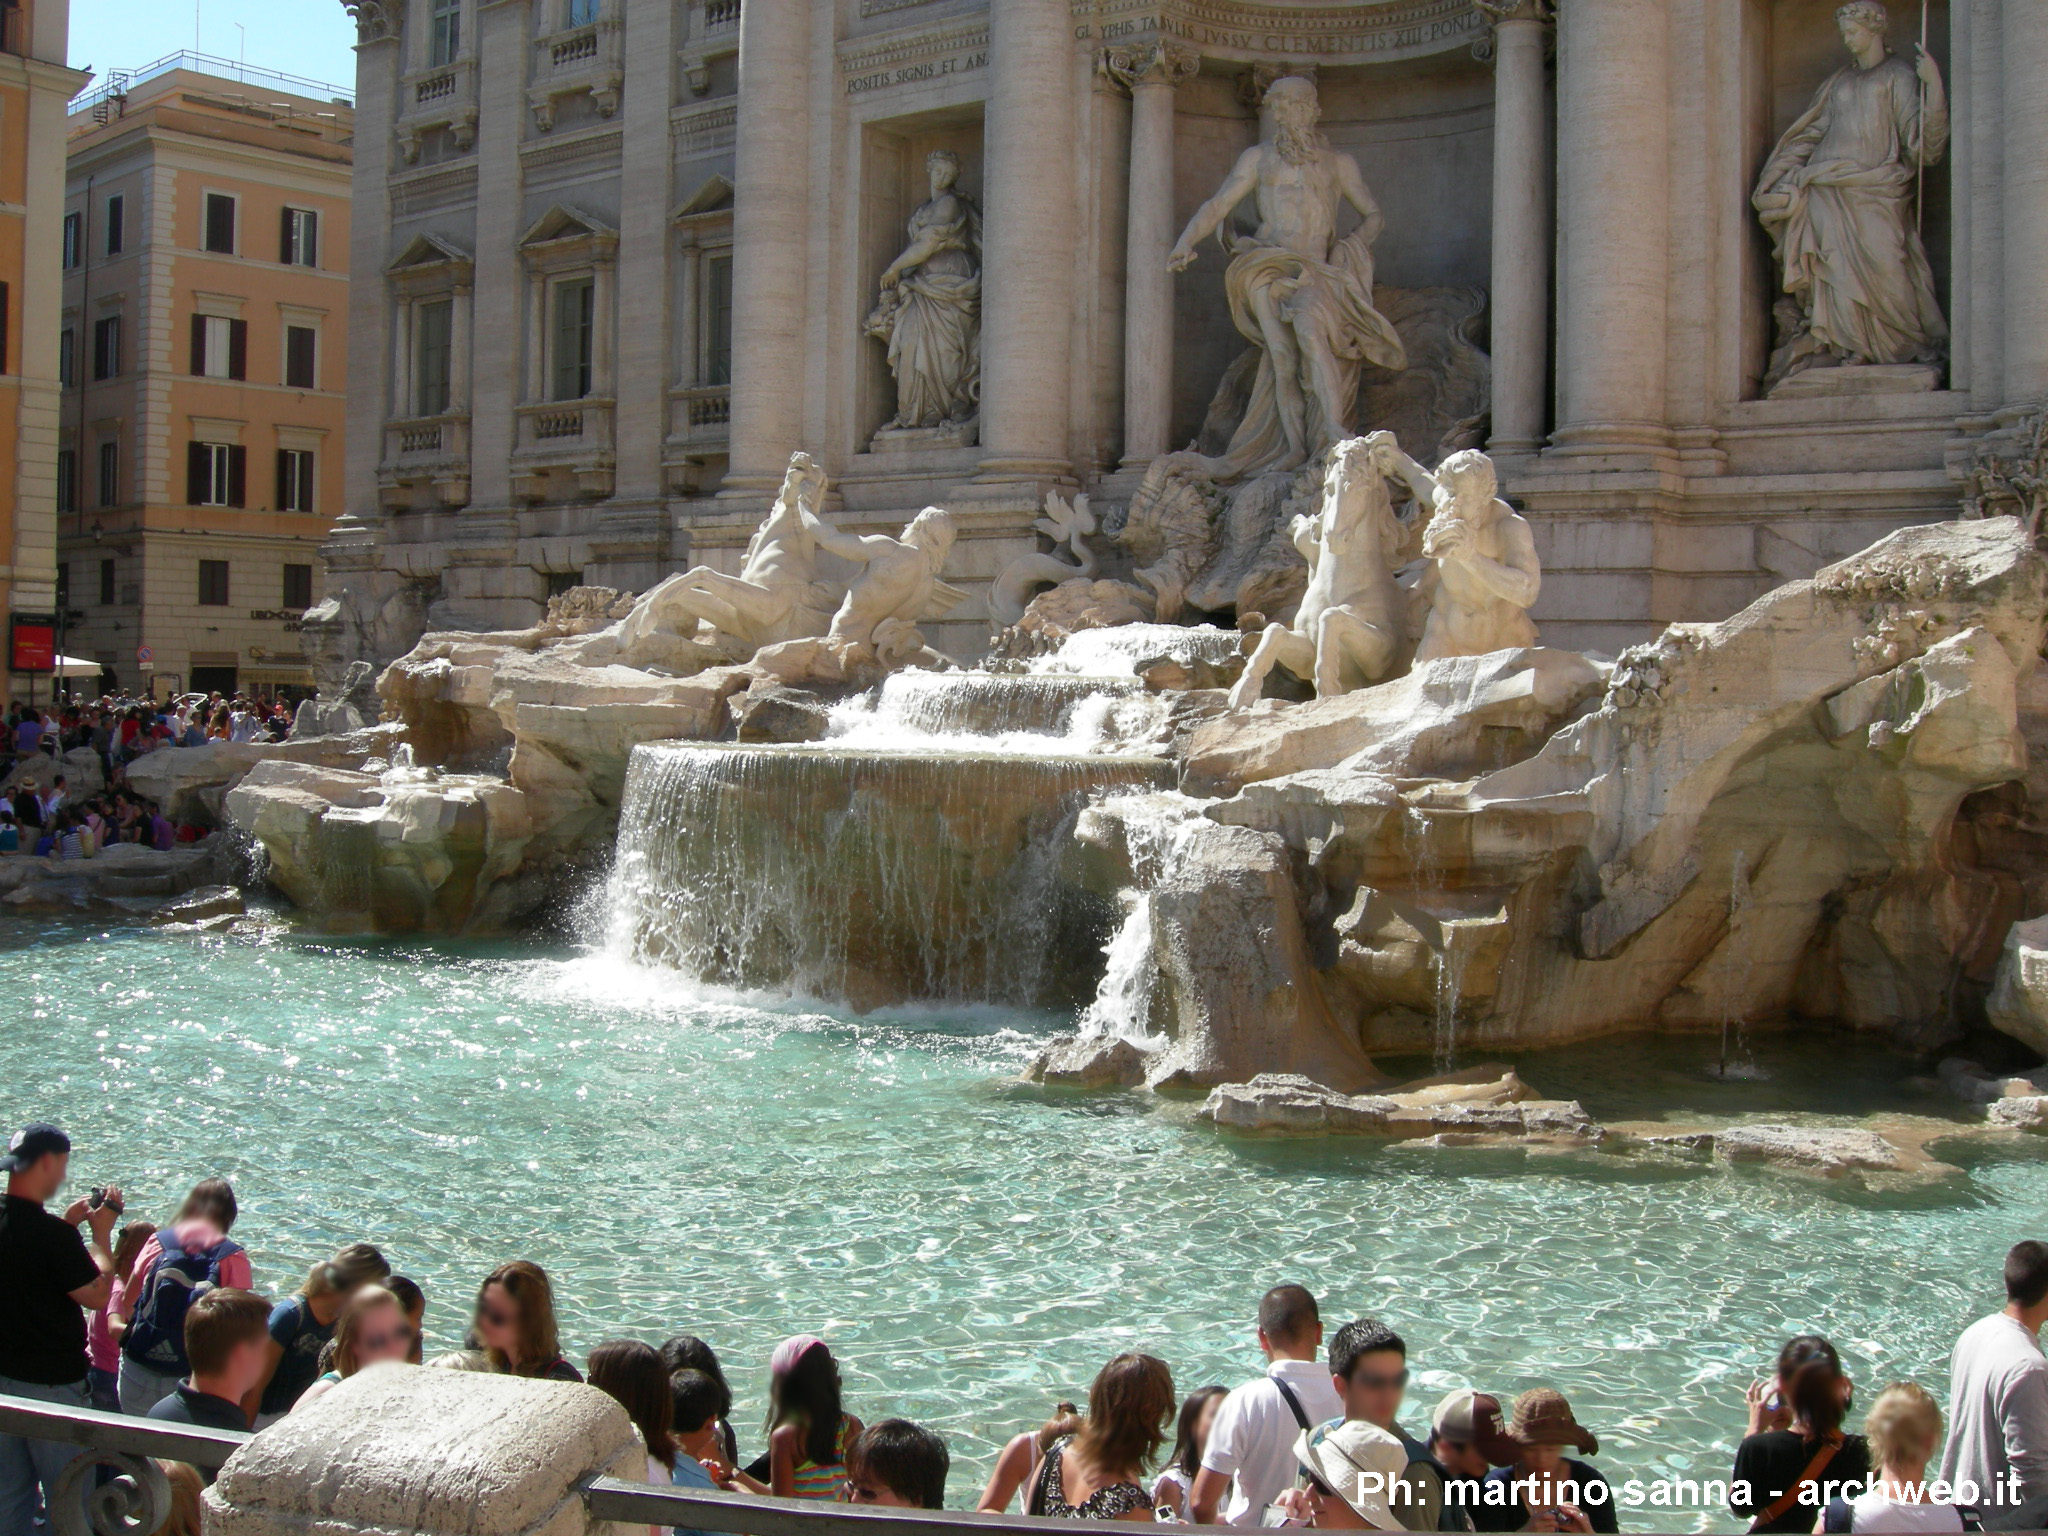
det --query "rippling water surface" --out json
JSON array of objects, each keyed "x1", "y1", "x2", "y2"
[{"x1": 8, "y1": 918, "x2": 2045, "y2": 1532}]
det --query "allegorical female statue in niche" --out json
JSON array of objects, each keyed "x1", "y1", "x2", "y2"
[
  {"x1": 1752, "y1": 0, "x2": 1948, "y2": 392},
  {"x1": 865, "y1": 149, "x2": 982, "y2": 432}
]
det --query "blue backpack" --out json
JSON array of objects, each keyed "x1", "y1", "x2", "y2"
[{"x1": 121, "y1": 1228, "x2": 244, "y2": 1372}]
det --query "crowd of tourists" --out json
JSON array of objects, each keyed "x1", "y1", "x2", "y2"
[
  {"x1": 0, "y1": 690, "x2": 294, "y2": 858},
  {"x1": 4, "y1": 1121, "x2": 2046, "y2": 1535}
]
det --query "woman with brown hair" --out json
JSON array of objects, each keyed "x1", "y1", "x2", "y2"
[
  {"x1": 1026, "y1": 1354, "x2": 1174, "y2": 1522},
  {"x1": 467, "y1": 1260, "x2": 581, "y2": 1381},
  {"x1": 588, "y1": 1340, "x2": 678, "y2": 1535},
  {"x1": 290, "y1": 1286, "x2": 415, "y2": 1413}
]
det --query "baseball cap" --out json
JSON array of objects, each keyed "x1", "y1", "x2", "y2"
[
  {"x1": 1292, "y1": 1419, "x2": 1409, "y2": 1531},
  {"x1": 1431, "y1": 1389, "x2": 1520, "y2": 1466},
  {"x1": 1, "y1": 1123, "x2": 71, "y2": 1172}
]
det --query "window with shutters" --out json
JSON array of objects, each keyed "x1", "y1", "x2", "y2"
[
  {"x1": 105, "y1": 195, "x2": 124, "y2": 256},
  {"x1": 62, "y1": 212, "x2": 79, "y2": 269},
  {"x1": 197, "y1": 559, "x2": 231, "y2": 607},
  {"x1": 58, "y1": 327, "x2": 74, "y2": 389},
  {"x1": 430, "y1": 0, "x2": 461, "y2": 65},
  {"x1": 187, "y1": 442, "x2": 245, "y2": 508},
  {"x1": 191, "y1": 314, "x2": 247, "y2": 380},
  {"x1": 97, "y1": 439, "x2": 119, "y2": 509},
  {"x1": 203, "y1": 193, "x2": 237, "y2": 255},
  {"x1": 282, "y1": 207, "x2": 318, "y2": 268},
  {"x1": 551, "y1": 277, "x2": 594, "y2": 402},
  {"x1": 56, "y1": 449, "x2": 76, "y2": 514},
  {"x1": 704, "y1": 253, "x2": 733, "y2": 386},
  {"x1": 285, "y1": 325, "x2": 317, "y2": 389},
  {"x1": 415, "y1": 299, "x2": 453, "y2": 416},
  {"x1": 282, "y1": 563, "x2": 314, "y2": 609},
  {"x1": 99, "y1": 558, "x2": 115, "y2": 606},
  {"x1": 277, "y1": 449, "x2": 315, "y2": 514},
  {"x1": 92, "y1": 315, "x2": 121, "y2": 380},
  {"x1": 567, "y1": 0, "x2": 599, "y2": 24}
]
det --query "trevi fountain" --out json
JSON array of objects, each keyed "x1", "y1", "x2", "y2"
[{"x1": 17, "y1": 0, "x2": 2048, "y2": 1520}]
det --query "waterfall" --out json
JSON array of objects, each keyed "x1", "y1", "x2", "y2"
[
  {"x1": 1026, "y1": 623, "x2": 1243, "y2": 678},
  {"x1": 1713, "y1": 849, "x2": 1764, "y2": 1080},
  {"x1": 311, "y1": 810, "x2": 379, "y2": 920},
  {"x1": 1433, "y1": 926, "x2": 1471, "y2": 1074},
  {"x1": 1072, "y1": 793, "x2": 1208, "y2": 1047},
  {"x1": 825, "y1": 671, "x2": 1166, "y2": 755},
  {"x1": 606, "y1": 742, "x2": 1171, "y2": 1009}
]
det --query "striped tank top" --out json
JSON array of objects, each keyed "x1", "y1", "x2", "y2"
[{"x1": 790, "y1": 1417, "x2": 850, "y2": 1501}]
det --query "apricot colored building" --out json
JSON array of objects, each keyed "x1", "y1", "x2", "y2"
[
  {"x1": 59, "y1": 57, "x2": 353, "y2": 698},
  {"x1": 0, "y1": 0, "x2": 89, "y2": 696}
]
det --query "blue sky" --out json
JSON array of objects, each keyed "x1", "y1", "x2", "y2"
[{"x1": 69, "y1": 0, "x2": 359, "y2": 97}]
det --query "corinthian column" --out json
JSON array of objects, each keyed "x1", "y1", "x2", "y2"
[
  {"x1": 976, "y1": 0, "x2": 1076, "y2": 482},
  {"x1": 721, "y1": 0, "x2": 812, "y2": 497},
  {"x1": 1106, "y1": 40, "x2": 1199, "y2": 468},
  {"x1": 1549, "y1": 0, "x2": 1671, "y2": 464},
  {"x1": 1479, "y1": 1, "x2": 1553, "y2": 457}
]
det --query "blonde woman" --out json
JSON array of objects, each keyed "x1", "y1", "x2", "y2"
[
  {"x1": 1818, "y1": 1382, "x2": 1964, "y2": 1534},
  {"x1": 243, "y1": 1243, "x2": 390, "y2": 1426},
  {"x1": 291, "y1": 1286, "x2": 415, "y2": 1414}
]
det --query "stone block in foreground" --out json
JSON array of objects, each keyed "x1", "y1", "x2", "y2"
[{"x1": 204, "y1": 1361, "x2": 640, "y2": 1536}]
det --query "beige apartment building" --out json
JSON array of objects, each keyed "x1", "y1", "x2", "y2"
[
  {"x1": 0, "y1": 0, "x2": 89, "y2": 697},
  {"x1": 57, "y1": 58, "x2": 353, "y2": 699}
]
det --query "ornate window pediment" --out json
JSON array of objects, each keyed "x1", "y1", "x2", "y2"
[
  {"x1": 519, "y1": 204, "x2": 620, "y2": 270},
  {"x1": 674, "y1": 174, "x2": 734, "y2": 221}
]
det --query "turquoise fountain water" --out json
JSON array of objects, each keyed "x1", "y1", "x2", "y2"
[{"x1": 6, "y1": 915, "x2": 2044, "y2": 1533}]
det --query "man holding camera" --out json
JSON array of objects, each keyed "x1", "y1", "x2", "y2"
[{"x1": 0, "y1": 1122, "x2": 123, "y2": 1530}]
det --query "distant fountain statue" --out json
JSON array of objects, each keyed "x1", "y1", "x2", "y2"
[
  {"x1": 988, "y1": 492, "x2": 1098, "y2": 628},
  {"x1": 1229, "y1": 434, "x2": 1411, "y2": 708},
  {"x1": 1372, "y1": 438, "x2": 1541, "y2": 662},
  {"x1": 607, "y1": 452, "x2": 839, "y2": 655},
  {"x1": 866, "y1": 149, "x2": 982, "y2": 444}
]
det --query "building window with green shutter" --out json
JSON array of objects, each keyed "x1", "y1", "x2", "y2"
[
  {"x1": 415, "y1": 299, "x2": 453, "y2": 416},
  {"x1": 551, "y1": 277, "x2": 594, "y2": 402},
  {"x1": 282, "y1": 207, "x2": 318, "y2": 267},
  {"x1": 198, "y1": 559, "x2": 231, "y2": 606},
  {"x1": 203, "y1": 193, "x2": 237, "y2": 255},
  {"x1": 285, "y1": 325, "x2": 317, "y2": 390},
  {"x1": 704, "y1": 252, "x2": 732, "y2": 386},
  {"x1": 188, "y1": 442, "x2": 245, "y2": 508},
  {"x1": 283, "y1": 563, "x2": 314, "y2": 609},
  {"x1": 277, "y1": 449, "x2": 315, "y2": 514}
]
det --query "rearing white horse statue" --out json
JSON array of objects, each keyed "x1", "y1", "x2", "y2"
[{"x1": 1228, "y1": 431, "x2": 1410, "y2": 709}]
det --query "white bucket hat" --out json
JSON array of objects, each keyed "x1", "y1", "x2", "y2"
[{"x1": 1291, "y1": 1419, "x2": 1410, "y2": 1531}]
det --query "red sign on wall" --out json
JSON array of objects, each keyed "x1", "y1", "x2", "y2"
[{"x1": 10, "y1": 614, "x2": 57, "y2": 673}]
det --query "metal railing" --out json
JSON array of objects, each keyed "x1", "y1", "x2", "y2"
[
  {"x1": 68, "y1": 50, "x2": 355, "y2": 116},
  {"x1": 584, "y1": 1477, "x2": 1123, "y2": 1535},
  {"x1": 0, "y1": 1392, "x2": 248, "y2": 1536}
]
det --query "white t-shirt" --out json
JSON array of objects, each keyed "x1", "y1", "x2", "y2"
[
  {"x1": 1847, "y1": 1490, "x2": 1964, "y2": 1533},
  {"x1": 1200, "y1": 1359, "x2": 1344, "y2": 1525}
]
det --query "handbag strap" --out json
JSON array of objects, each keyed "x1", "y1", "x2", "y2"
[
  {"x1": 1272, "y1": 1377, "x2": 1313, "y2": 1432},
  {"x1": 1751, "y1": 1434, "x2": 1844, "y2": 1532}
]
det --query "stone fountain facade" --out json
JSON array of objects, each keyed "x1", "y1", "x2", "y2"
[{"x1": 324, "y1": 0, "x2": 2048, "y2": 670}]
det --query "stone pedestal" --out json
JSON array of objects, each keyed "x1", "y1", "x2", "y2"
[
  {"x1": 1486, "y1": 7, "x2": 1552, "y2": 457},
  {"x1": 1107, "y1": 41, "x2": 1198, "y2": 469},
  {"x1": 976, "y1": 0, "x2": 1076, "y2": 484},
  {"x1": 722, "y1": 0, "x2": 813, "y2": 498},
  {"x1": 203, "y1": 1363, "x2": 640, "y2": 1536}
]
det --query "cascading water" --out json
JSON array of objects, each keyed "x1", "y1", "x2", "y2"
[
  {"x1": 604, "y1": 641, "x2": 1185, "y2": 1010},
  {"x1": 1712, "y1": 849, "x2": 1765, "y2": 1080},
  {"x1": 1071, "y1": 792, "x2": 1209, "y2": 1048}
]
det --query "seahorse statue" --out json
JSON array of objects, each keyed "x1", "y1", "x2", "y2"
[{"x1": 988, "y1": 492, "x2": 1099, "y2": 626}]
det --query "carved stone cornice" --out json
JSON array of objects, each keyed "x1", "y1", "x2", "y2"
[
  {"x1": 341, "y1": 0, "x2": 405, "y2": 43},
  {"x1": 1100, "y1": 39, "x2": 1200, "y2": 92},
  {"x1": 1072, "y1": 0, "x2": 1486, "y2": 67}
]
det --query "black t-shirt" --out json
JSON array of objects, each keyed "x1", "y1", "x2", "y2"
[
  {"x1": 0, "y1": 1196, "x2": 99, "y2": 1386},
  {"x1": 1731, "y1": 1430, "x2": 1871, "y2": 1533},
  {"x1": 1470, "y1": 1461, "x2": 1621, "y2": 1534},
  {"x1": 147, "y1": 1383, "x2": 248, "y2": 1433}
]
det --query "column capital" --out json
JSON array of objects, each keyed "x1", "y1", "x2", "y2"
[
  {"x1": 340, "y1": 0, "x2": 405, "y2": 44},
  {"x1": 1099, "y1": 39, "x2": 1200, "y2": 93},
  {"x1": 1470, "y1": 0, "x2": 1553, "y2": 61}
]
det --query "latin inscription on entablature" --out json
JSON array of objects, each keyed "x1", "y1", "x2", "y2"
[
  {"x1": 1076, "y1": 0, "x2": 1484, "y2": 63},
  {"x1": 840, "y1": 22, "x2": 990, "y2": 95}
]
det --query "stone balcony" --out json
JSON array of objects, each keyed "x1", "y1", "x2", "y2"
[
  {"x1": 512, "y1": 398, "x2": 616, "y2": 503},
  {"x1": 663, "y1": 385, "x2": 729, "y2": 493},
  {"x1": 378, "y1": 414, "x2": 472, "y2": 512},
  {"x1": 397, "y1": 56, "x2": 478, "y2": 162},
  {"x1": 529, "y1": 13, "x2": 624, "y2": 130}
]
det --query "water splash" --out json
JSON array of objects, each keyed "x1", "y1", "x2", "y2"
[
  {"x1": 1433, "y1": 923, "x2": 1472, "y2": 1074},
  {"x1": 1071, "y1": 792, "x2": 1208, "y2": 1047},
  {"x1": 604, "y1": 743, "x2": 1170, "y2": 1010},
  {"x1": 825, "y1": 671, "x2": 1166, "y2": 756},
  {"x1": 1025, "y1": 623, "x2": 1243, "y2": 678},
  {"x1": 1710, "y1": 849, "x2": 1766, "y2": 1081}
]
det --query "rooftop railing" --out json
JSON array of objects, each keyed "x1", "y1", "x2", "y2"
[{"x1": 68, "y1": 50, "x2": 355, "y2": 117}]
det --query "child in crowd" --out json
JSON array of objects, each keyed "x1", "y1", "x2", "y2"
[
  {"x1": 1824, "y1": 1384, "x2": 1964, "y2": 1534},
  {"x1": 662, "y1": 1335, "x2": 740, "y2": 1466},
  {"x1": 388, "y1": 1276, "x2": 427, "y2": 1365},
  {"x1": 1153, "y1": 1385, "x2": 1227, "y2": 1520},
  {"x1": 765, "y1": 1335, "x2": 863, "y2": 1500},
  {"x1": 293, "y1": 1285, "x2": 417, "y2": 1413},
  {"x1": 847, "y1": 1419, "x2": 950, "y2": 1509},
  {"x1": 86, "y1": 1219, "x2": 157, "y2": 1412}
]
